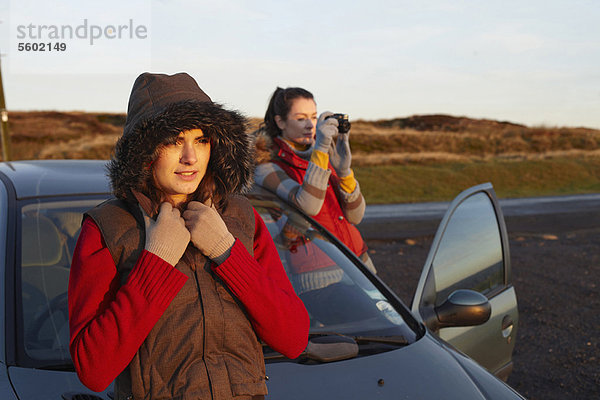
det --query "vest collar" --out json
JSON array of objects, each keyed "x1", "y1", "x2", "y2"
[{"x1": 131, "y1": 189, "x2": 159, "y2": 218}]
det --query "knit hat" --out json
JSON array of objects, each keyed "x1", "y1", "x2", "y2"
[{"x1": 108, "y1": 72, "x2": 254, "y2": 203}]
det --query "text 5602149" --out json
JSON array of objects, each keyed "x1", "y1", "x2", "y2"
[{"x1": 17, "y1": 43, "x2": 67, "y2": 52}]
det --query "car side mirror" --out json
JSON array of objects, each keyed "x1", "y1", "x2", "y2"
[{"x1": 434, "y1": 289, "x2": 491, "y2": 329}]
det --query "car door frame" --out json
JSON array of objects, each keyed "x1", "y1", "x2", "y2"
[
  {"x1": 411, "y1": 182, "x2": 518, "y2": 381},
  {"x1": 0, "y1": 170, "x2": 18, "y2": 368}
]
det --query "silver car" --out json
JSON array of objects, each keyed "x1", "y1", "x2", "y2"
[{"x1": 0, "y1": 160, "x2": 523, "y2": 399}]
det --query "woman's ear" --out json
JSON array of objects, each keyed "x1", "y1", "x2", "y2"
[{"x1": 274, "y1": 115, "x2": 286, "y2": 131}]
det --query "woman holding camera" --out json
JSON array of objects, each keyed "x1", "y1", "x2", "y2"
[{"x1": 254, "y1": 87, "x2": 375, "y2": 275}]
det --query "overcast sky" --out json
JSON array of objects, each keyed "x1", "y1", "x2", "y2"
[{"x1": 1, "y1": 0, "x2": 599, "y2": 129}]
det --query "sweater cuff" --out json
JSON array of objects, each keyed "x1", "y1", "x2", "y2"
[
  {"x1": 211, "y1": 240, "x2": 262, "y2": 297},
  {"x1": 125, "y1": 250, "x2": 188, "y2": 310},
  {"x1": 304, "y1": 161, "x2": 331, "y2": 190},
  {"x1": 338, "y1": 179, "x2": 362, "y2": 203}
]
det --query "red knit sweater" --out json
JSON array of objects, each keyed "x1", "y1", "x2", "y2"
[{"x1": 69, "y1": 208, "x2": 309, "y2": 392}]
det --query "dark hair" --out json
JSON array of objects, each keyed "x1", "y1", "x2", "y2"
[{"x1": 263, "y1": 87, "x2": 314, "y2": 138}]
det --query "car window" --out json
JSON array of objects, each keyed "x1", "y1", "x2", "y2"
[
  {"x1": 251, "y1": 195, "x2": 418, "y2": 343},
  {"x1": 430, "y1": 192, "x2": 504, "y2": 305},
  {"x1": 15, "y1": 193, "x2": 417, "y2": 368},
  {"x1": 18, "y1": 198, "x2": 106, "y2": 365}
]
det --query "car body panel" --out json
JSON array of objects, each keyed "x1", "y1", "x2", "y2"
[
  {"x1": 0, "y1": 177, "x2": 8, "y2": 363},
  {"x1": 265, "y1": 334, "x2": 522, "y2": 400},
  {"x1": 0, "y1": 160, "x2": 110, "y2": 199},
  {"x1": 8, "y1": 366, "x2": 112, "y2": 400},
  {"x1": 412, "y1": 183, "x2": 518, "y2": 378},
  {"x1": 0, "y1": 366, "x2": 18, "y2": 400},
  {"x1": 439, "y1": 286, "x2": 518, "y2": 377}
]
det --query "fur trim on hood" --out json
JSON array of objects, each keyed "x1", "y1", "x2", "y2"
[
  {"x1": 108, "y1": 73, "x2": 254, "y2": 203},
  {"x1": 253, "y1": 128, "x2": 277, "y2": 165}
]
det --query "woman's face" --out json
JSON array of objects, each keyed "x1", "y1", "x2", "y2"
[
  {"x1": 276, "y1": 97, "x2": 317, "y2": 147},
  {"x1": 152, "y1": 129, "x2": 210, "y2": 206}
]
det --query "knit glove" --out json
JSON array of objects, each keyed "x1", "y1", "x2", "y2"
[
  {"x1": 182, "y1": 201, "x2": 235, "y2": 262},
  {"x1": 314, "y1": 111, "x2": 338, "y2": 154},
  {"x1": 329, "y1": 131, "x2": 352, "y2": 177},
  {"x1": 143, "y1": 202, "x2": 191, "y2": 267}
]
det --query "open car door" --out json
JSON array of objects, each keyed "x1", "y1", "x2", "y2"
[{"x1": 412, "y1": 183, "x2": 518, "y2": 381}]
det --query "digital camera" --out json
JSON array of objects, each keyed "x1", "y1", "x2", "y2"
[{"x1": 326, "y1": 113, "x2": 351, "y2": 134}]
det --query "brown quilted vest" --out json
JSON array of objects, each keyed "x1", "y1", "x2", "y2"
[{"x1": 86, "y1": 195, "x2": 267, "y2": 400}]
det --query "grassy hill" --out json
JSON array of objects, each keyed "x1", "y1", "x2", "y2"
[{"x1": 3, "y1": 111, "x2": 599, "y2": 203}]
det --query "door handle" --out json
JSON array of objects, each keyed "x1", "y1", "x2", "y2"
[{"x1": 501, "y1": 315, "x2": 514, "y2": 340}]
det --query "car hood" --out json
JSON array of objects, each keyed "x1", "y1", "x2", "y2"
[
  {"x1": 7, "y1": 366, "x2": 113, "y2": 400},
  {"x1": 6, "y1": 334, "x2": 523, "y2": 400},
  {"x1": 265, "y1": 333, "x2": 524, "y2": 399}
]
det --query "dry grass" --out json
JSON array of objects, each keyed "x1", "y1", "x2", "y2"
[
  {"x1": 4, "y1": 111, "x2": 599, "y2": 164},
  {"x1": 355, "y1": 157, "x2": 600, "y2": 203},
  {"x1": 6, "y1": 111, "x2": 122, "y2": 160},
  {"x1": 349, "y1": 116, "x2": 600, "y2": 165},
  {"x1": 2, "y1": 111, "x2": 599, "y2": 203}
]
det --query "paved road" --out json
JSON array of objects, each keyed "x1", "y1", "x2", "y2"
[
  {"x1": 363, "y1": 193, "x2": 600, "y2": 220},
  {"x1": 359, "y1": 193, "x2": 600, "y2": 239}
]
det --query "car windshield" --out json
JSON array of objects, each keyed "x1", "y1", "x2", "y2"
[
  {"x1": 16, "y1": 191, "x2": 418, "y2": 368},
  {"x1": 17, "y1": 197, "x2": 108, "y2": 367},
  {"x1": 249, "y1": 189, "x2": 419, "y2": 354}
]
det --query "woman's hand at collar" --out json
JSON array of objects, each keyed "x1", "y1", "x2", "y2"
[
  {"x1": 143, "y1": 202, "x2": 191, "y2": 266},
  {"x1": 183, "y1": 201, "x2": 235, "y2": 263}
]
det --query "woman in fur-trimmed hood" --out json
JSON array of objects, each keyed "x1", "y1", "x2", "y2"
[
  {"x1": 108, "y1": 72, "x2": 253, "y2": 209},
  {"x1": 68, "y1": 73, "x2": 309, "y2": 400}
]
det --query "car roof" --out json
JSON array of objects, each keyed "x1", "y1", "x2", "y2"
[{"x1": 0, "y1": 160, "x2": 111, "y2": 199}]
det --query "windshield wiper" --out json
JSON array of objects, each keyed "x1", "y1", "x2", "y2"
[
  {"x1": 264, "y1": 333, "x2": 409, "y2": 363},
  {"x1": 308, "y1": 332, "x2": 409, "y2": 346},
  {"x1": 37, "y1": 363, "x2": 75, "y2": 371},
  {"x1": 353, "y1": 335, "x2": 409, "y2": 346}
]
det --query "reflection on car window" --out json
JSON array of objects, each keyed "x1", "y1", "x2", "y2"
[
  {"x1": 431, "y1": 193, "x2": 504, "y2": 304},
  {"x1": 253, "y1": 196, "x2": 416, "y2": 343},
  {"x1": 19, "y1": 198, "x2": 105, "y2": 364},
  {"x1": 17, "y1": 194, "x2": 416, "y2": 367}
]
